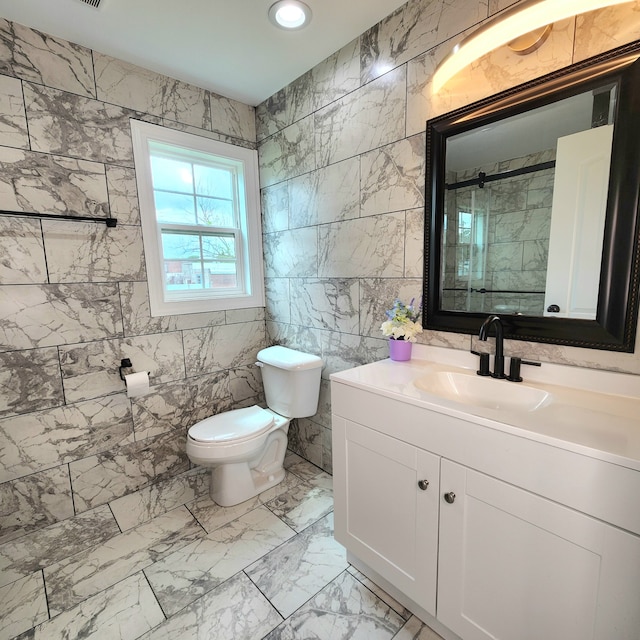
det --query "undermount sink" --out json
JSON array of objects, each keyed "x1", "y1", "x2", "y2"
[{"x1": 415, "y1": 370, "x2": 553, "y2": 412}]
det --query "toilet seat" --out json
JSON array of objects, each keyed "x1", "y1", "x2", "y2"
[{"x1": 188, "y1": 405, "x2": 275, "y2": 444}]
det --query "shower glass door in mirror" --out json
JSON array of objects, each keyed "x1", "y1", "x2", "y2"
[{"x1": 441, "y1": 84, "x2": 616, "y2": 319}]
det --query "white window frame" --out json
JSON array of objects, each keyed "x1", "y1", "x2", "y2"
[{"x1": 131, "y1": 120, "x2": 264, "y2": 316}]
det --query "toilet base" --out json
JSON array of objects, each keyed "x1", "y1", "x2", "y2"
[
  {"x1": 209, "y1": 427, "x2": 289, "y2": 507},
  {"x1": 211, "y1": 465, "x2": 286, "y2": 507}
]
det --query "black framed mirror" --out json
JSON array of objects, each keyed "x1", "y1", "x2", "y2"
[{"x1": 424, "y1": 41, "x2": 640, "y2": 352}]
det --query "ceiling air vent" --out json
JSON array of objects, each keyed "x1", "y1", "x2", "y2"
[{"x1": 78, "y1": 0, "x2": 102, "y2": 7}]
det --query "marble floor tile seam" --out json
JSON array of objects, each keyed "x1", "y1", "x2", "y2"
[
  {"x1": 259, "y1": 489, "x2": 333, "y2": 532},
  {"x1": 285, "y1": 457, "x2": 328, "y2": 479},
  {"x1": 260, "y1": 569, "x2": 408, "y2": 640},
  {"x1": 0, "y1": 492, "x2": 326, "y2": 573},
  {"x1": 256, "y1": 570, "x2": 435, "y2": 640},
  {"x1": 191, "y1": 503, "x2": 298, "y2": 543},
  {"x1": 181, "y1": 497, "x2": 299, "y2": 536},
  {"x1": 2, "y1": 526, "x2": 441, "y2": 640},
  {"x1": 141, "y1": 506, "x2": 298, "y2": 616},
  {"x1": 243, "y1": 513, "x2": 348, "y2": 620},
  {"x1": 107, "y1": 501, "x2": 125, "y2": 535},
  {"x1": 247, "y1": 567, "x2": 366, "y2": 634},
  {"x1": 137, "y1": 565, "x2": 429, "y2": 640},
  {"x1": 4, "y1": 457, "x2": 348, "y2": 639},
  {"x1": 88, "y1": 510, "x2": 341, "y2": 636},
  {"x1": 4, "y1": 569, "x2": 438, "y2": 640},
  {"x1": 0, "y1": 568, "x2": 51, "y2": 640},
  {"x1": 345, "y1": 566, "x2": 413, "y2": 622},
  {"x1": 4, "y1": 483, "x2": 332, "y2": 608},
  {"x1": 41, "y1": 567, "x2": 54, "y2": 623},
  {"x1": 39, "y1": 506, "x2": 209, "y2": 618},
  {"x1": 11, "y1": 570, "x2": 169, "y2": 640},
  {"x1": 28, "y1": 502, "x2": 317, "y2": 630},
  {"x1": 139, "y1": 566, "x2": 173, "y2": 623},
  {"x1": 247, "y1": 567, "x2": 401, "y2": 640},
  {"x1": 26, "y1": 565, "x2": 222, "y2": 640},
  {"x1": 0, "y1": 510, "x2": 122, "y2": 589},
  {"x1": 181, "y1": 479, "x2": 332, "y2": 538},
  {"x1": 139, "y1": 504, "x2": 343, "y2": 618},
  {"x1": 37, "y1": 503, "x2": 205, "y2": 579},
  {"x1": 0, "y1": 457, "x2": 201, "y2": 549},
  {"x1": 138, "y1": 566, "x2": 283, "y2": 630},
  {"x1": 100, "y1": 453, "x2": 328, "y2": 536},
  {"x1": 133, "y1": 565, "x2": 315, "y2": 638}
]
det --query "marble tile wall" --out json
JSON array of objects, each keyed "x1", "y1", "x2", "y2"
[
  {"x1": 257, "y1": 0, "x2": 640, "y2": 471},
  {"x1": 443, "y1": 151, "x2": 555, "y2": 315},
  {"x1": 0, "y1": 18, "x2": 265, "y2": 544}
]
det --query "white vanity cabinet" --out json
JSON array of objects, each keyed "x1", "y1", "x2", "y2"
[
  {"x1": 437, "y1": 459, "x2": 640, "y2": 640},
  {"x1": 332, "y1": 416, "x2": 440, "y2": 616},
  {"x1": 331, "y1": 376, "x2": 640, "y2": 640}
]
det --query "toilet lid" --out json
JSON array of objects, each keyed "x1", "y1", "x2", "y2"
[{"x1": 189, "y1": 405, "x2": 275, "y2": 443}]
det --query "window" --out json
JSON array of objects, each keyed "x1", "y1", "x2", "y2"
[
  {"x1": 457, "y1": 211, "x2": 472, "y2": 277},
  {"x1": 131, "y1": 120, "x2": 264, "y2": 316}
]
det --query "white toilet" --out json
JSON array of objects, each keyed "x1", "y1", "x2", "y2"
[{"x1": 186, "y1": 345, "x2": 323, "y2": 507}]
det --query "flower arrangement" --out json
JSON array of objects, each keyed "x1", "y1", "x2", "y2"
[{"x1": 380, "y1": 298, "x2": 423, "y2": 342}]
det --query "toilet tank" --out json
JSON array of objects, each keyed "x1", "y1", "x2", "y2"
[{"x1": 257, "y1": 346, "x2": 323, "y2": 418}]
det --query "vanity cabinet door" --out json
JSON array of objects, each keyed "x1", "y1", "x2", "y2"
[
  {"x1": 437, "y1": 459, "x2": 640, "y2": 640},
  {"x1": 332, "y1": 417, "x2": 440, "y2": 616}
]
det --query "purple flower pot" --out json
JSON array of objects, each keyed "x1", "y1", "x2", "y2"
[{"x1": 389, "y1": 339, "x2": 412, "y2": 361}]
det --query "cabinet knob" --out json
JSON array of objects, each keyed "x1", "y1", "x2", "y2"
[
  {"x1": 418, "y1": 479, "x2": 430, "y2": 491},
  {"x1": 444, "y1": 491, "x2": 456, "y2": 504}
]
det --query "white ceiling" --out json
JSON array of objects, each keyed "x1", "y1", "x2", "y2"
[{"x1": 0, "y1": 0, "x2": 409, "y2": 106}]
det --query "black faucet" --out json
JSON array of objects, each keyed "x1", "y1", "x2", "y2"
[{"x1": 478, "y1": 315, "x2": 506, "y2": 379}]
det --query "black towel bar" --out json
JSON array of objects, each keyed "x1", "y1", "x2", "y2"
[{"x1": 0, "y1": 209, "x2": 118, "y2": 227}]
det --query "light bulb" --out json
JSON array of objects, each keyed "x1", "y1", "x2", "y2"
[
  {"x1": 276, "y1": 5, "x2": 305, "y2": 27},
  {"x1": 268, "y1": 1, "x2": 312, "y2": 30}
]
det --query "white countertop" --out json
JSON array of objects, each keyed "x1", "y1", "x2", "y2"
[{"x1": 330, "y1": 344, "x2": 640, "y2": 472}]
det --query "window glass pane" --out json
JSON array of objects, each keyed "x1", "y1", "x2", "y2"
[
  {"x1": 458, "y1": 211, "x2": 472, "y2": 244},
  {"x1": 154, "y1": 191, "x2": 196, "y2": 224},
  {"x1": 201, "y1": 234, "x2": 236, "y2": 260},
  {"x1": 196, "y1": 196, "x2": 235, "y2": 227},
  {"x1": 161, "y1": 232, "x2": 201, "y2": 260},
  {"x1": 164, "y1": 261, "x2": 204, "y2": 291},
  {"x1": 161, "y1": 231, "x2": 238, "y2": 292},
  {"x1": 151, "y1": 156, "x2": 194, "y2": 193},
  {"x1": 203, "y1": 261, "x2": 237, "y2": 289},
  {"x1": 193, "y1": 165, "x2": 234, "y2": 198}
]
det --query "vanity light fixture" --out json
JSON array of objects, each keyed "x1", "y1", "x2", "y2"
[
  {"x1": 268, "y1": 0, "x2": 312, "y2": 30},
  {"x1": 432, "y1": 0, "x2": 634, "y2": 92}
]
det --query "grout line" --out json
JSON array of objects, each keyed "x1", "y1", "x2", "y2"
[
  {"x1": 242, "y1": 568, "x2": 287, "y2": 622},
  {"x1": 41, "y1": 568, "x2": 52, "y2": 624},
  {"x1": 141, "y1": 568, "x2": 169, "y2": 623},
  {"x1": 107, "y1": 502, "x2": 123, "y2": 534}
]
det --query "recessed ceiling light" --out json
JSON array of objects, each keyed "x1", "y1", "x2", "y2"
[{"x1": 268, "y1": 1, "x2": 312, "y2": 30}]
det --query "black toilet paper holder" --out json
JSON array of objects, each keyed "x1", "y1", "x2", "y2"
[
  {"x1": 119, "y1": 358, "x2": 133, "y2": 381},
  {"x1": 119, "y1": 358, "x2": 151, "y2": 382},
  {"x1": 118, "y1": 358, "x2": 151, "y2": 384}
]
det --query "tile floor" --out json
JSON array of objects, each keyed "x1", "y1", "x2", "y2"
[{"x1": 0, "y1": 452, "x2": 444, "y2": 640}]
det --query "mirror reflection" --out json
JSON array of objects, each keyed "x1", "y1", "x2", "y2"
[{"x1": 442, "y1": 84, "x2": 617, "y2": 320}]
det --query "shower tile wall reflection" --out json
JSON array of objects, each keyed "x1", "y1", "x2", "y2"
[{"x1": 442, "y1": 150, "x2": 555, "y2": 315}]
